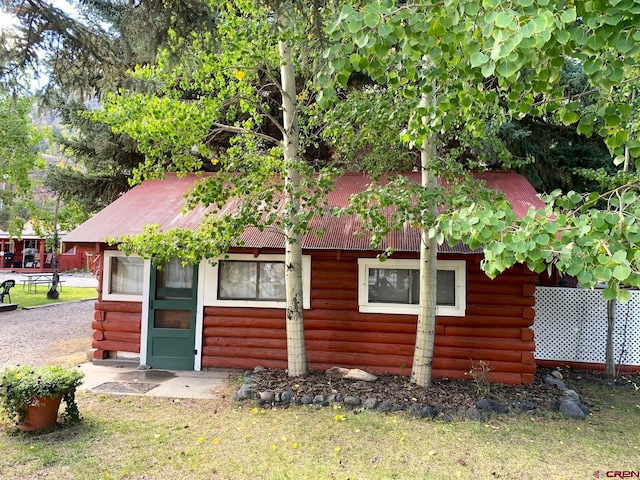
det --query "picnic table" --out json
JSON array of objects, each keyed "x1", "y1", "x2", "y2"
[{"x1": 21, "y1": 274, "x2": 64, "y2": 293}]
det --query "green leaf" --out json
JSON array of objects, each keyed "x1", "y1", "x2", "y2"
[
  {"x1": 364, "y1": 13, "x2": 378, "y2": 29},
  {"x1": 618, "y1": 289, "x2": 632, "y2": 303},
  {"x1": 495, "y1": 12, "x2": 515, "y2": 29},
  {"x1": 482, "y1": 0, "x2": 500, "y2": 8},
  {"x1": 355, "y1": 34, "x2": 370, "y2": 48},
  {"x1": 559, "y1": 9, "x2": 577, "y2": 24},
  {"x1": 470, "y1": 51, "x2": 489, "y2": 68},
  {"x1": 465, "y1": 2, "x2": 480, "y2": 15},
  {"x1": 496, "y1": 61, "x2": 518, "y2": 78},
  {"x1": 613, "y1": 264, "x2": 631, "y2": 281},
  {"x1": 561, "y1": 109, "x2": 579, "y2": 124},
  {"x1": 555, "y1": 29, "x2": 571, "y2": 45}
]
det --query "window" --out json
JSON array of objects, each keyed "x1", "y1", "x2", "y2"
[
  {"x1": 358, "y1": 258, "x2": 466, "y2": 316},
  {"x1": 102, "y1": 251, "x2": 146, "y2": 301},
  {"x1": 218, "y1": 260, "x2": 285, "y2": 301},
  {"x1": 203, "y1": 253, "x2": 311, "y2": 309}
]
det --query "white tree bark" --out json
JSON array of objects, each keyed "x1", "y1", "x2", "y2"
[
  {"x1": 410, "y1": 132, "x2": 438, "y2": 387},
  {"x1": 279, "y1": 26, "x2": 308, "y2": 377}
]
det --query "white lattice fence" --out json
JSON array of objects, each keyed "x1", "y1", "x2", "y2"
[{"x1": 534, "y1": 287, "x2": 640, "y2": 366}]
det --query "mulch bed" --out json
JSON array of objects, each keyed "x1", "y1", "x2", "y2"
[{"x1": 248, "y1": 366, "x2": 640, "y2": 416}]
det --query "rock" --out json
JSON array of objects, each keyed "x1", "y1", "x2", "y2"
[
  {"x1": 466, "y1": 406, "x2": 484, "y2": 421},
  {"x1": 544, "y1": 375, "x2": 568, "y2": 391},
  {"x1": 343, "y1": 395, "x2": 362, "y2": 407},
  {"x1": 558, "y1": 398, "x2": 586, "y2": 419},
  {"x1": 407, "y1": 403, "x2": 422, "y2": 417},
  {"x1": 578, "y1": 403, "x2": 590, "y2": 415},
  {"x1": 259, "y1": 391, "x2": 275, "y2": 402},
  {"x1": 376, "y1": 401, "x2": 393, "y2": 412},
  {"x1": 300, "y1": 395, "x2": 313, "y2": 405},
  {"x1": 489, "y1": 401, "x2": 509, "y2": 415},
  {"x1": 421, "y1": 406, "x2": 436, "y2": 419},
  {"x1": 476, "y1": 399, "x2": 491, "y2": 411},
  {"x1": 563, "y1": 389, "x2": 580, "y2": 401},
  {"x1": 439, "y1": 414, "x2": 453, "y2": 423},
  {"x1": 363, "y1": 398, "x2": 378, "y2": 409},
  {"x1": 551, "y1": 370, "x2": 563, "y2": 380},
  {"x1": 326, "y1": 366, "x2": 378, "y2": 382},
  {"x1": 253, "y1": 365, "x2": 266, "y2": 373},
  {"x1": 353, "y1": 381, "x2": 370, "y2": 390},
  {"x1": 313, "y1": 394, "x2": 327, "y2": 404},
  {"x1": 234, "y1": 384, "x2": 254, "y2": 401},
  {"x1": 391, "y1": 403, "x2": 405, "y2": 411},
  {"x1": 280, "y1": 391, "x2": 294, "y2": 403}
]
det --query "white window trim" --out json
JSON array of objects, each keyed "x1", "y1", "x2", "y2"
[
  {"x1": 101, "y1": 250, "x2": 149, "y2": 302},
  {"x1": 357, "y1": 258, "x2": 466, "y2": 317},
  {"x1": 203, "y1": 253, "x2": 311, "y2": 309}
]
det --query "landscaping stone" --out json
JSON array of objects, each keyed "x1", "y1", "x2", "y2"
[
  {"x1": 280, "y1": 391, "x2": 294, "y2": 403},
  {"x1": 551, "y1": 370, "x2": 563, "y2": 380},
  {"x1": 234, "y1": 384, "x2": 254, "y2": 401},
  {"x1": 376, "y1": 400, "x2": 393, "y2": 412},
  {"x1": 343, "y1": 395, "x2": 362, "y2": 407},
  {"x1": 300, "y1": 394, "x2": 313, "y2": 405},
  {"x1": 558, "y1": 398, "x2": 586, "y2": 419},
  {"x1": 363, "y1": 397, "x2": 378, "y2": 409},
  {"x1": 489, "y1": 400, "x2": 509, "y2": 414},
  {"x1": 260, "y1": 390, "x2": 275, "y2": 402},
  {"x1": 465, "y1": 406, "x2": 484, "y2": 421},
  {"x1": 544, "y1": 375, "x2": 568, "y2": 391},
  {"x1": 326, "y1": 366, "x2": 378, "y2": 381},
  {"x1": 313, "y1": 394, "x2": 327, "y2": 404},
  {"x1": 563, "y1": 389, "x2": 580, "y2": 401},
  {"x1": 420, "y1": 406, "x2": 436, "y2": 419},
  {"x1": 407, "y1": 403, "x2": 422, "y2": 417}
]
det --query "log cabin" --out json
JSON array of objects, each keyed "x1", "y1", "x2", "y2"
[{"x1": 63, "y1": 171, "x2": 544, "y2": 384}]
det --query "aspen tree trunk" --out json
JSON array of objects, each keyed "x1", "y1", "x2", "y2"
[
  {"x1": 605, "y1": 97, "x2": 634, "y2": 379},
  {"x1": 410, "y1": 130, "x2": 438, "y2": 387},
  {"x1": 279, "y1": 18, "x2": 308, "y2": 377}
]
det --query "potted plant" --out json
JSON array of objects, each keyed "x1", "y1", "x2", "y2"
[{"x1": 0, "y1": 365, "x2": 84, "y2": 431}]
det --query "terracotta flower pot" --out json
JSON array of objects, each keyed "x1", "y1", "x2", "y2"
[{"x1": 18, "y1": 395, "x2": 63, "y2": 432}]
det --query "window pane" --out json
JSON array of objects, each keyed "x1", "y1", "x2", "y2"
[
  {"x1": 156, "y1": 258, "x2": 193, "y2": 300},
  {"x1": 437, "y1": 270, "x2": 456, "y2": 306},
  {"x1": 369, "y1": 268, "x2": 413, "y2": 304},
  {"x1": 257, "y1": 262, "x2": 285, "y2": 300},
  {"x1": 154, "y1": 309, "x2": 191, "y2": 329},
  {"x1": 368, "y1": 267, "x2": 456, "y2": 306},
  {"x1": 218, "y1": 260, "x2": 285, "y2": 301},
  {"x1": 158, "y1": 258, "x2": 193, "y2": 289},
  {"x1": 218, "y1": 261, "x2": 257, "y2": 299},
  {"x1": 110, "y1": 256, "x2": 143, "y2": 295}
]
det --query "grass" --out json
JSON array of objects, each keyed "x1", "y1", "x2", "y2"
[
  {"x1": 8, "y1": 286, "x2": 97, "y2": 309},
  {"x1": 0, "y1": 381, "x2": 638, "y2": 479}
]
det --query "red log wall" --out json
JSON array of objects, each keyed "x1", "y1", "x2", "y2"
[
  {"x1": 91, "y1": 251, "x2": 537, "y2": 384},
  {"x1": 201, "y1": 251, "x2": 537, "y2": 384}
]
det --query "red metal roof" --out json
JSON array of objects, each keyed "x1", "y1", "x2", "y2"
[{"x1": 63, "y1": 171, "x2": 544, "y2": 253}]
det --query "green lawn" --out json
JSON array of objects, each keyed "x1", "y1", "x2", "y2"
[
  {"x1": 8, "y1": 286, "x2": 98, "y2": 309},
  {"x1": 0, "y1": 380, "x2": 638, "y2": 479}
]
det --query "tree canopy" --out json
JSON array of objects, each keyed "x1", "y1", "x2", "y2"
[{"x1": 0, "y1": 91, "x2": 43, "y2": 233}]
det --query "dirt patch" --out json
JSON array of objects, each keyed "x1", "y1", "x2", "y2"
[{"x1": 43, "y1": 337, "x2": 92, "y2": 366}]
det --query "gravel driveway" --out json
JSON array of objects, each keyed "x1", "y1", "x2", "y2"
[
  {"x1": 0, "y1": 300, "x2": 95, "y2": 369},
  {"x1": 0, "y1": 272, "x2": 98, "y2": 370}
]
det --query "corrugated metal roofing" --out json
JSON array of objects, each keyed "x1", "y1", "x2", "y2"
[{"x1": 64, "y1": 171, "x2": 544, "y2": 254}]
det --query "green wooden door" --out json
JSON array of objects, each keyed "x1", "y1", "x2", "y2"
[{"x1": 146, "y1": 259, "x2": 198, "y2": 370}]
